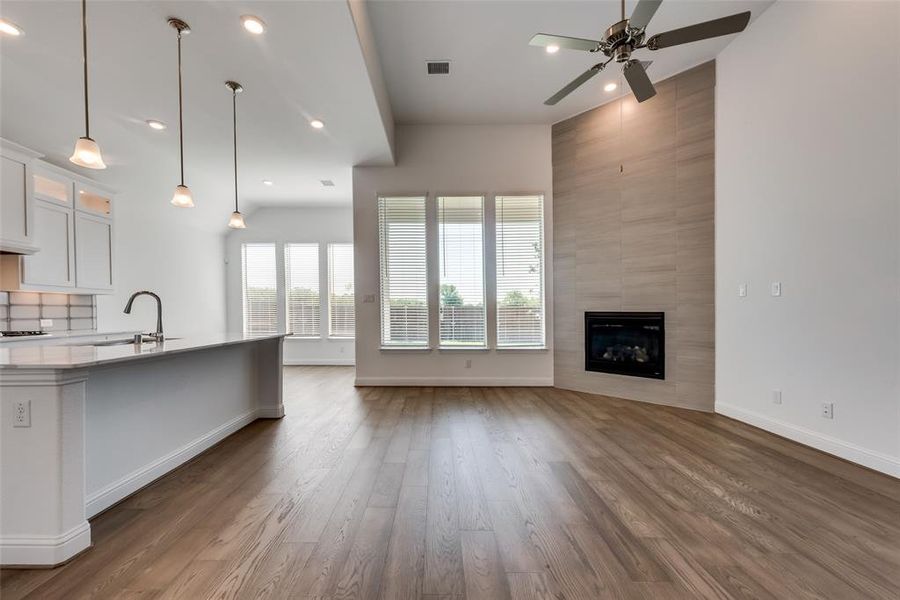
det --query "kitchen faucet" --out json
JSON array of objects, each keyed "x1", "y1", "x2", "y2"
[{"x1": 123, "y1": 290, "x2": 164, "y2": 342}]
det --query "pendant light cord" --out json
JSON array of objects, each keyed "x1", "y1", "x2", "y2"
[
  {"x1": 81, "y1": 0, "x2": 90, "y2": 138},
  {"x1": 177, "y1": 30, "x2": 185, "y2": 186},
  {"x1": 232, "y1": 89, "x2": 239, "y2": 213}
]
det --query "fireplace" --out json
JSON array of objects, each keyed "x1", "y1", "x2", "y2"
[{"x1": 584, "y1": 312, "x2": 665, "y2": 379}]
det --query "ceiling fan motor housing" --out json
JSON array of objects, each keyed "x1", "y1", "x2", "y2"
[{"x1": 604, "y1": 19, "x2": 645, "y2": 62}]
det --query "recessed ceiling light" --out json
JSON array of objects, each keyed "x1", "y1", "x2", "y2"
[
  {"x1": 545, "y1": 44, "x2": 559, "y2": 54},
  {"x1": 0, "y1": 19, "x2": 23, "y2": 36},
  {"x1": 604, "y1": 82, "x2": 618, "y2": 92},
  {"x1": 240, "y1": 15, "x2": 266, "y2": 35},
  {"x1": 146, "y1": 119, "x2": 166, "y2": 130},
  {"x1": 262, "y1": 180, "x2": 273, "y2": 186},
  {"x1": 309, "y1": 119, "x2": 324, "y2": 129}
]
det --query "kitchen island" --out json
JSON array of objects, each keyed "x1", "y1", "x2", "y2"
[{"x1": 0, "y1": 332, "x2": 285, "y2": 566}]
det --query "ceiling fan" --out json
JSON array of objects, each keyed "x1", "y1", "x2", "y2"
[{"x1": 530, "y1": 0, "x2": 751, "y2": 104}]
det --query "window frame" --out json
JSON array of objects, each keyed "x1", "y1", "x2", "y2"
[
  {"x1": 284, "y1": 242, "x2": 321, "y2": 339},
  {"x1": 435, "y1": 194, "x2": 488, "y2": 349},
  {"x1": 378, "y1": 195, "x2": 430, "y2": 349},
  {"x1": 494, "y1": 193, "x2": 547, "y2": 349},
  {"x1": 240, "y1": 242, "x2": 279, "y2": 336},
  {"x1": 327, "y1": 242, "x2": 355, "y2": 339}
]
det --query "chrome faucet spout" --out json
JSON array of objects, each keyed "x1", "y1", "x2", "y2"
[{"x1": 123, "y1": 290, "x2": 164, "y2": 341}]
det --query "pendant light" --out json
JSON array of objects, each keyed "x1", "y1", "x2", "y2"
[
  {"x1": 168, "y1": 18, "x2": 193, "y2": 207},
  {"x1": 226, "y1": 81, "x2": 246, "y2": 229},
  {"x1": 69, "y1": 0, "x2": 106, "y2": 169}
]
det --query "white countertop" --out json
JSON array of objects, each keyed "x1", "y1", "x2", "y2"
[{"x1": 0, "y1": 332, "x2": 287, "y2": 370}]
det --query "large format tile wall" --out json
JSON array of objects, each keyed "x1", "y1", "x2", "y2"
[
  {"x1": 552, "y1": 61, "x2": 715, "y2": 411},
  {"x1": 0, "y1": 291, "x2": 97, "y2": 332}
]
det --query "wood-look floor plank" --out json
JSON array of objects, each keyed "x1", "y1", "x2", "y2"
[{"x1": 2, "y1": 367, "x2": 898, "y2": 600}]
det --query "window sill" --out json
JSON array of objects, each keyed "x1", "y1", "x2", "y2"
[
  {"x1": 496, "y1": 346, "x2": 549, "y2": 352},
  {"x1": 380, "y1": 345, "x2": 431, "y2": 351},
  {"x1": 438, "y1": 346, "x2": 490, "y2": 352},
  {"x1": 287, "y1": 335, "x2": 322, "y2": 340},
  {"x1": 328, "y1": 336, "x2": 355, "y2": 341}
]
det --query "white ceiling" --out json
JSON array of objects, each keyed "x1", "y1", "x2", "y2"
[
  {"x1": 368, "y1": 0, "x2": 775, "y2": 124},
  {"x1": 0, "y1": 1, "x2": 394, "y2": 216}
]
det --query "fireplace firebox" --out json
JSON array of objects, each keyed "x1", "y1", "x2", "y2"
[{"x1": 584, "y1": 312, "x2": 665, "y2": 379}]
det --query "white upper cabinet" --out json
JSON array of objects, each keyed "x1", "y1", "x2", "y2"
[
  {"x1": 0, "y1": 139, "x2": 42, "y2": 254},
  {"x1": 22, "y1": 200, "x2": 76, "y2": 288},
  {"x1": 0, "y1": 158, "x2": 115, "y2": 294},
  {"x1": 74, "y1": 211, "x2": 113, "y2": 291}
]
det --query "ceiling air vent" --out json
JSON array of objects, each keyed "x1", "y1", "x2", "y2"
[
  {"x1": 426, "y1": 61, "x2": 450, "y2": 75},
  {"x1": 320, "y1": 180, "x2": 335, "y2": 187}
]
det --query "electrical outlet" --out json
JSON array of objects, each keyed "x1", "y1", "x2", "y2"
[
  {"x1": 738, "y1": 283, "x2": 748, "y2": 297},
  {"x1": 771, "y1": 281, "x2": 782, "y2": 297},
  {"x1": 822, "y1": 402, "x2": 834, "y2": 419},
  {"x1": 772, "y1": 390, "x2": 782, "y2": 405},
  {"x1": 465, "y1": 359, "x2": 472, "y2": 369},
  {"x1": 40, "y1": 319, "x2": 53, "y2": 328},
  {"x1": 14, "y1": 400, "x2": 31, "y2": 427}
]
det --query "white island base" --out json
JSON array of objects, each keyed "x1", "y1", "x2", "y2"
[{"x1": 0, "y1": 333, "x2": 285, "y2": 566}]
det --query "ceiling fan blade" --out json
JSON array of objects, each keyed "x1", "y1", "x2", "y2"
[
  {"x1": 544, "y1": 64, "x2": 604, "y2": 105},
  {"x1": 629, "y1": 0, "x2": 663, "y2": 31},
  {"x1": 530, "y1": 33, "x2": 601, "y2": 52},
  {"x1": 647, "y1": 11, "x2": 751, "y2": 50},
  {"x1": 623, "y1": 60, "x2": 656, "y2": 102}
]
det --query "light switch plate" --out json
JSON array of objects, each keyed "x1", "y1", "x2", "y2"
[
  {"x1": 738, "y1": 283, "x2": 748, "y2": 297},
  {"x1": 40, "y1": 319, "x2": 53, "y2": 328},
  {"x1": 770, "y1": 282, "x2": 782, "y2": 297},
  {"x1": 363, "y1": 294, "x2": 376, "y2": 304},
  {"x1": 772, "y1": 390, "x2": 782, "y2": 405}
]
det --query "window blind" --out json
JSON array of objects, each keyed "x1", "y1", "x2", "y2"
[
  {"x1": 328, "y1": 243, "x2": 355, "y2": 338},
  {"x1": 496, "y1": 195, "x2": 545, "y2": 347},
  {"x1": 438, "y1": 196, "x2": 486, "y2": 347},
  {"x1": 241, "y1": 243, "x2": 278, "y2": 335},
  {"x1": 378, "y1": 196, "x2": 428, "y2": 347},
  {"x1": 284, "y1": 243, "x2": 320, "y2": 337}
]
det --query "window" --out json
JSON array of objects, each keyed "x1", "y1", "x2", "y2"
[
  {"x1": 378, "y1": 196, "x2": 428, "y2": 347},
  {"x1": 438, "y1": 196, "x2": 485, "y2": 347},
  {"x1": 242, "y1": 243, "x2": 277, "y2": 335},
  {"x1": 496, "y1": 195, "x2": 545, "y2": 347},
  {"x1": 284, "y1": 243, "x2": 320, "y2": 337},
  {"x1": 328, "y1": 243, "x2": 355, "y2": 338}
]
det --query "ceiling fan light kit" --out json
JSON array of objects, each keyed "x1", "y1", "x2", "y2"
[{"x1": 530, "y1": 0, "x2": 751, "y2": 105}]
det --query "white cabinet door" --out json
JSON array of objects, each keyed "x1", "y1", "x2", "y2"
[
  {"x1": 0, "y1": 155, "x2": 31, "y2": 250},
  {"x1": 74, "y1": 212, "x2": 113, "y2": 291},
  {"x1": 22, "y1": 200, "x2": 76, "y2": 287}
]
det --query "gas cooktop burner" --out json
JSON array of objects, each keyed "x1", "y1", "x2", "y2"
[{"x1": 0, "y1": 331, "x2": 50, "y2": 337}]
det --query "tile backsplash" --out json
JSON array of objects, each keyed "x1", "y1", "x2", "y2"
[{"x1": 0, "y1": 291, "x2": 97, "y2": 332}]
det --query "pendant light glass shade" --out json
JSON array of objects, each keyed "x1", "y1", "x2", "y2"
[
  {"x1": 171, "y1": 184, "x2": 194, "y2": 208},
  {"x1": 69, "y1": 136, "x2": 106, "y2": 169},
  {"x1": 228, "y1": 211, "x2": 246, "y2": 229},
  {"x1": 71, "y1": 0, "x2": 105, "y2": 170}
]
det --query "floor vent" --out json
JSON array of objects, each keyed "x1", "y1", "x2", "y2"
[{"x1": 426, "y1": 61, "x2": 450, "y2": 75}]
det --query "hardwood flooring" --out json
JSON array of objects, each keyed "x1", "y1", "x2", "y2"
[{"x1": 2, "y1": 366, "x2": 898, "y2": 599}]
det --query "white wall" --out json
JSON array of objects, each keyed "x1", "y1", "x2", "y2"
[
  {"x1": 96, "y1": 193, "x2": 227, "y2": 337},
  {"x1": 716, "y1": 1, "x2": 900, "y2": 476},
  {"x1": 225, "y1": 206, "x2": 354, "y2": 364},
  {"x1": 353, "y1": 125, "x2": 553, "y2": 385}
]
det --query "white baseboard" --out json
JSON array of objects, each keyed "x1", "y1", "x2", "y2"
[
  {"x1": 85, "y1": 408, "x2": 259, "y2": 517},
  {"x1": 283, "y1": 359, "x2": 355, "y2": 366},
  {"x1": 0, "y1": 520, "x2": 91, "y2": 566},
  {"x1": 257, "y1": 405, "x2": 285, "y2": 419},
  {"x1": 354, "y1": 376, "x2": 553, "y2": 387},
  {"x1": 716, "y1": 402, "x2": 900, "y2": 478}
]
